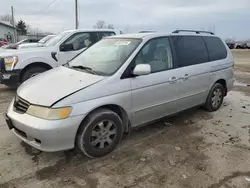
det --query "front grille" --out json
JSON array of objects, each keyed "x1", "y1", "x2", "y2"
[{"x1": 13, "y1": 96, "x2": 30, "y2": 114}]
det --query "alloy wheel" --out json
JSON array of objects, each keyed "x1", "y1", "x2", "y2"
[
  {"x1": 90, "y1": 120, "x2": 117, "y2": 149},
  {"x1": 211, "y1": 88, "x2": 223, "y2": 109}
]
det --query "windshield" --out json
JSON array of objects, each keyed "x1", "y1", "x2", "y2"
[
  {"x1": 46, "y1": 32, "x2": 70, "y2": 46},
  {"x1": 39, "y1": 35, "x2": 54, "y2": 44},
  {"x1": 69, "y1": 38, "x2": 141, "y2": 76}
]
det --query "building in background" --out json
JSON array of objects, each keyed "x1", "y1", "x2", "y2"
[
  {"x1": 0, "y1": 21, "x2": 53, "y2": 43},
  {"x1": 0, "y1": 21, "x2": 15, "y2": 43}
]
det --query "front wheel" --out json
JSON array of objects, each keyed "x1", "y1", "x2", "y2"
[
  {"x1": 76, "y1": 109, "x2": 123, "y2": 158},
  {"x1": 21, "y1": 66, "x2": 48, "y2": 83},
  {"x1": 204, "y1": 83, "x2": 225, "y2": 112}
]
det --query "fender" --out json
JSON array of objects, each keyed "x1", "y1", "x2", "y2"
[{"x1": 15, "y1": 56, "x2": 57, "y2": 69}]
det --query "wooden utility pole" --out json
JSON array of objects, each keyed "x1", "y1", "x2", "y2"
[
  {"x1": 11, "y1": 6, "x2": 17, "y2": 43},
  {"x1": 75, "y1": 0, "x2": 78, "y2": 29}
]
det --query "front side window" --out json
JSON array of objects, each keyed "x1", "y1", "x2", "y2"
[
  {"x1": 69, "y1": 38, "x2": 141, "y2": 76},
  {"x1": 135, "y1": 37, "x2": 173, "y2": 73},
  {"x1": 62, "y1": 32, "x2": 97, "y2": 51},
  {"x1": 171, "y1": 36, "x2": 209, "y2": 67}
]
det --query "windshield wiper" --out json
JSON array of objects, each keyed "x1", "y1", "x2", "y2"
[
  {"x1": 71, "y1": 65, "x2": 97, "y2": 75},
  {"x1": 63, "y1": 61, "x2": 69, "y2": 66}
]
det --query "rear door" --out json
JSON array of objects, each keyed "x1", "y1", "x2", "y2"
[
  {"x1": 57, "y1": 32, "x2": 98, "y2": 65},
  {"x1": 171, "y1": 36, "x2": 211, "y2": 111}
]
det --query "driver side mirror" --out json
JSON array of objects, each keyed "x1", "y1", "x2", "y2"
[
  {"x1": 133, "y1": 64, "x2": 151, "y2": 76},
  {"x1": 60, "y1": 43, "x2": 74, "y2": 51}
]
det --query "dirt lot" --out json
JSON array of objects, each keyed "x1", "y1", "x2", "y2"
[{"x1": 0, "y1": 50, "x2": 250, "y2": 188}]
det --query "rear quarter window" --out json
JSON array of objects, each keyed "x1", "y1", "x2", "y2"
[{"x1": 203, "y1": 36, "x2": 227, "y2": 61}]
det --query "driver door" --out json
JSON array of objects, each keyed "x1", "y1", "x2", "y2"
[
  {"x1": 130, "y1": 37, "x2": 181, "y2": 126},
  {"x1": 57, "y1": 32, "x2": 98, "y2": 65}
]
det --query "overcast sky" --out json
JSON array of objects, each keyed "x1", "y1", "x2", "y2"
[{"x1": 1, "y1": 0, "x2": 250, "y2": 40}]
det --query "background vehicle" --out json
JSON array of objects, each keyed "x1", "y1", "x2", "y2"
[
  {"x1": 226, "y1": 42, "x2": 235, "y2": 49},
  {"x1": 3, "y1": 39, "x2": 40, "y2": 50},
  {"x1": 0, "y1": 29, "x2": 118, "y2": 87},
  {"x1": 5, "y1": 30, "x2": 234, "y2": 158},
  {"x1": 236, "y1": 43, "x2": 250, "y2": 49},
  {"x1": 18, "y1": 35, "x2": 55, "y2": 49},
  {"x1": 139, "y1": 31, "x2": 156, "y2": 33},
  {"x1": 0, "y1": 38, "x2": 9, "y2": 47}
]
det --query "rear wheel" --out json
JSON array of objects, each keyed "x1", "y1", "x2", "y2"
[
  {"x1": 21, "y1": 66, "x2": 48, "y2": 83},
  {"x1": 204, "y1": 83, "x2": 225, "y2": 112},
  {"x1": 76, "y1": 109, "x2": 123, "y2": 158}
]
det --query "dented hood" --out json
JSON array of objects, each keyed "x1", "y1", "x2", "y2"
[{"x1": 17, "y1": 66, "x2": 105, "y2": 106}]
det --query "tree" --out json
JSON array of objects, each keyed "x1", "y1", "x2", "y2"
[
  {"x1": 107, "y1": 24, "x2": 114, "y2": 29},
  {"x1": 93, "y1": 20, "x2": 114, "y2": 29},
  {"x1": 16, "y1": 20, "x2": 27, "y2": 35},
  {"x1": 0, "y1": 14, "x2": 13, "y2": 24},
  {"x1": 93, "y1": 20, "x2": 106, "y2": 29}
]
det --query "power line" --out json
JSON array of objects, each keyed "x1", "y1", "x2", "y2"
[
  {"x1": 38, "y1": 0, "x2": 58, "y2": 13},
  {"x1": 44, "y1": 0, "x2": 64, "y2": 14},
  {"x1": 18, "y1": 0, "x2": 58, "y2": 16}
]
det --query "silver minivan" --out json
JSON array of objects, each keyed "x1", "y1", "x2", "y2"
[{"x1": 5, "y1": 30, "x2": 234, "y2": 158}]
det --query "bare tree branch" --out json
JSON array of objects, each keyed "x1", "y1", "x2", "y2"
[
  {"x1": 0, "y1": 14, "x2": 13, "y2": 25},
  {"x1": 93, "y1": 20, "x2": 114, "y2": 29},
  {"x1": 93, "y1": 20, "x2": 105, "y2": 28},
  {"x1": 107, "y1": 24, "x2": 114, "y2": 29}
]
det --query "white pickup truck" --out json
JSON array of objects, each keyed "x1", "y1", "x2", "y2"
[{"x1": 0, "y1": 29, "x2": 118, "y2": 87}]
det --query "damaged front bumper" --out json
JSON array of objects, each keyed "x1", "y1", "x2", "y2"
[{"x1": 0, "y1": 58, "x2": 20, "y2": 87}]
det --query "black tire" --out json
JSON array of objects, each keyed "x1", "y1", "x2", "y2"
[
  {"x1": 204, "y1": 83, "x2": 225, "y2": 112},
  {"x1": 21, "y1": 66, "x2": 48, "y2": 83},
  {"x1": 76, "y1": 108, "x2": 123, "y2": 158}
]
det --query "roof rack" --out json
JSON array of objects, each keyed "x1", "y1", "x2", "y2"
[
  {"x1": 139, "y1": 31, "x2": 156, "y2": 33},
  {"x1": 172, "y1": 29, "x2": 214, "y2": 35}
]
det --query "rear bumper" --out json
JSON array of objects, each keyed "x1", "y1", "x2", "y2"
[
  {"x1": 227, "y1": 77, "x2": 234, "y2": 93},
  {"x1": 6, "y1": 99, "x2": 85, "y2": 152}
]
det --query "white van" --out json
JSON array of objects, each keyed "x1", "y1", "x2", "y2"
[
  {"x1": 5, "y1": 30, "x2": 234, "y2": 158},
  {"x1": 0, "y1": 29, "x2": 118, "y2": 87}
]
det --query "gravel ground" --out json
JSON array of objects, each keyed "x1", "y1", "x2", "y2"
[{"x1": 0, "y1": 51, "x2": 250, "y2": 188}]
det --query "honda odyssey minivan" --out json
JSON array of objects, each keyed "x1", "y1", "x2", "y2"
[{"x1": 5, "y1": 30, "x2": 234, "y2": 158}]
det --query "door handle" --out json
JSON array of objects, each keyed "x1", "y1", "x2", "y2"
[
  {"x1": 169, "y1": 76, "x2": 177, "y2": 84},
  {"x1": 182, "y1": 74, "x2": 189, "y2": 80}
]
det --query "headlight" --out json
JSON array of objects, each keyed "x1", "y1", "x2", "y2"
[
  {"x1": 26, "y1": 105, "x2": 72, "y2": 120},
  {"x1": 4, "y1": 56, "x2": 18, "y2": 70}
]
